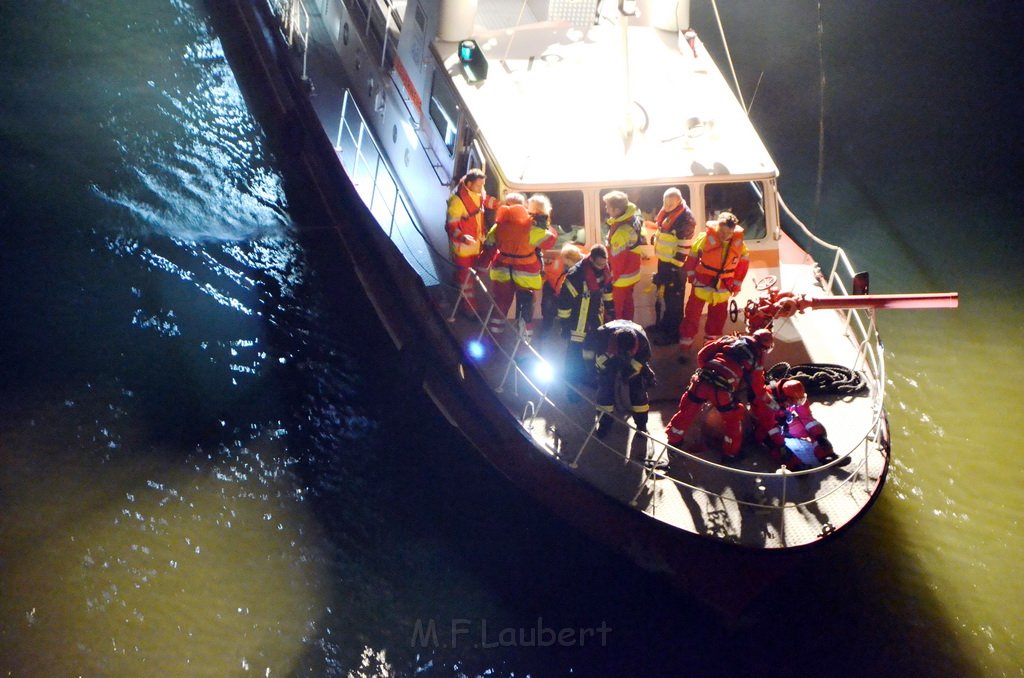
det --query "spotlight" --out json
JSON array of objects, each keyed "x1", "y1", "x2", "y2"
[{"x1": 531, "y1": 358, "x2": 556, "y2": 385}]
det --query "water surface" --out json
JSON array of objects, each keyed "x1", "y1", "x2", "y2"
[{"x1": 0, "y1": 1, "x2": 1020, "y2": 676}]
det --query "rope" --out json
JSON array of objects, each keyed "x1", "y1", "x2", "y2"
[
  {"x1": 767, "y1": 362, "x2": 868, "y2": 397},
  {"x1": 814, "y1": 0, "x2": 826, "y2": 225},
  {"x1": 710, "y1": 0, "x2": 746, "y2": 111}
]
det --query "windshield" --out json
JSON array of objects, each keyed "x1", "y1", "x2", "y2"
[{"x1": 704, "y1": 180, "x2": 766, "y2": 240}]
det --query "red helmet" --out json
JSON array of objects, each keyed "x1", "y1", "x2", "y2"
[
  {"x1": 780, "y1": 379, "x2": 806, "y2": 403},
  {"x1": 752, "y1": 328, "x2": 774, "y2": 352}
]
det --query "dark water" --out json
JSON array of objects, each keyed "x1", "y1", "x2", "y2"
[{"x1": 1, "y1": 1, "x2": 1021, "y2": 676}]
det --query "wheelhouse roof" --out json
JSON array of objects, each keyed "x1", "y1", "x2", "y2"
[{"x1": 435, "y1": 19, "x2": 779, "y2": 190}]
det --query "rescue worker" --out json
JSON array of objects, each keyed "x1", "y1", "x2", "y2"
[
  {"x1": 665, "y1": 329, "x2": 775, "y2": 461},
  {"x1": 445, "y1": 168, "x2": 499, "y2": 314},
  {"x1": 540, "y1": 244, "x2": 583, "y2": 339},
  {"x1": 679, "y1": 211, "x2": 750, "y2": 351},
  {"x1": 480, "y1": 193, "x2": 557, "y2": 340},
  {"x1": 582, "y1": 320, "x2": 655, "y2": 439},
  {"x1": 602, "y1": 190, "x2": 645, "y2": 321},
  {"x1": 648, "y1": 187, "x2": 696, "y2": 345},
  {"x1": 775, "y1": 379, "x2": 846, "y2": 466},
  {"x1": 750, "y1": 378, "x2": 808, "y2": 471},
  {"x1": 557, "y1": 245, "x2": 614, "y2": 398}
]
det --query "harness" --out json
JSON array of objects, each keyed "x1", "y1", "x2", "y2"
[
  {"x1": 695, "y1": 367, "x2": 735, "y2": 391},
  {"x1": 457, "y1": 185, "x2": 482, "y2": 218}
]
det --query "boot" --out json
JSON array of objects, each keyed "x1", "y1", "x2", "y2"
[{"x1": 770, "y1": 445, "x2": 805, "y2": 471}]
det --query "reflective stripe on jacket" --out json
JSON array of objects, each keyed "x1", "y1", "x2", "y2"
[
  {"x1": 485, "y1": 206, "x2": 557, "y2": 290},
  {"x1": 606, "y1": 203, "x2": 644, "y2": 288},
  {"x1": 446, "y1": 184, "x2": 494, "y2": 258},
  {"x1": 685, "y1": 223, "x2": 749, "y2": 304},
  {"x1": 652, "y1": 205, "x2": 696, "y2": 266},
  {"x1": 557, "y1": 259, "x2": 614, "y2": 342}
]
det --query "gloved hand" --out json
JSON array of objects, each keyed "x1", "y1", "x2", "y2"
[
  {"x1": 475, "y1": 247, "x2": 495, "y2": 268},
  {"x1": 727, "y1": 279, "x2": 742, "y2": 295}
]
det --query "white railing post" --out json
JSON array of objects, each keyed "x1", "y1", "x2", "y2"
[{"x1": 779, "y1": 466, "x2": 788, "y2": 544}]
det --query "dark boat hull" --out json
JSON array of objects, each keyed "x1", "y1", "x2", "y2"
[{"x1": 207, "y1": 0, "x2": 886, "y2": 618}]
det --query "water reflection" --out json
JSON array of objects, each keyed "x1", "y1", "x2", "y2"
[
  {"x1": 2, "y1": 0, "x2": 1022, "y2": 674},
  {"x1": 0, "y1": 391, "x2": 330, "y2": 676}
]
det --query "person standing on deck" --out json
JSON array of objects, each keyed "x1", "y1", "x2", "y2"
[
  {"x1": 583, "y1": 319, "x2": 656, "y2": 439},
  {"x1": 557, "y1": 245, "x2": 614, "y2": 399},
  {"x1": 603, "y1": 190, "x2": 645, "y2": 322},
  {"x1": 665, "y1": 329, "x2": 774, "y2": 462},
  {"x1": 648, "y1": 187, "x2": 696, "y2": 345},
  {"x1": 445, "y1": 168, "x2": 499, "y2": 314},
  {"x1": 479, "y1": 193, "x2": 558, "y2": 341},
  {"x1": 540, "y1": 242, "x2": 583, "y2": 339},
  {"x1": 679, "y1": 211, "x2": 749, "y2": 351}
]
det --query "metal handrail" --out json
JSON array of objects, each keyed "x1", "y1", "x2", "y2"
[
  {"x1": 333, "y1": 92, "x2": 887, "y2": 536},
  {"x1": 452, "y1": 267, "x2": 881, "y2": 523},
  {"x1": 271, "y1": 1, "x2": 889, "y2": 541}
]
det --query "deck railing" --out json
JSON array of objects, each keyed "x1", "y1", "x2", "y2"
[
  {"x1": 449, "y1": 267, "x2": 884, "y2": 546},
  {"x1": 269, "y1": 1, "x2": 888, "y2": 547},
  {"x1": 325, "y1": 84, "x2": 886, "y2": 547}
]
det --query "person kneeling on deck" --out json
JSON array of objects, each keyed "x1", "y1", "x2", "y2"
[
  {"x1": 557, "y1": 245, "x2": 615, "y2": 400},
  {"x1": 479, "y1": 193, "x2": 557, "y2": 341},
  {"x1": 773, "y1": 379, "x2": 848, "y2": 467},
  {"x1": 583, "y1": 320, "x2": 655, "y2": 439},
  {"x1": 750, "y1": 378, "x2": 809, "y2": 471},
  {"x1": 665, "y1": 329, "x2": 774, "y2": 461}
]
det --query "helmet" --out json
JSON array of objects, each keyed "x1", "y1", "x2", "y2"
[
  {"x1": 614, "y1": 328, "x2": 637, "y2": 356},
  {"x1": 752, "y1": 328, "x2": 774, "y2": 353},
  {"x1": 780, "y1": 379, "x2": 806, "y2": 403}
]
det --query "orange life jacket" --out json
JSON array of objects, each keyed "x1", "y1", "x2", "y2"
[
  {"x1": 491, "y1": 204, "x2": 536, "y2": 261},
  {"x1": 689, "y1": 223, "x2": 747, "y2": 282},
  {"x1": 446, "y1": 184, "x2": 489, "y2": 258}
]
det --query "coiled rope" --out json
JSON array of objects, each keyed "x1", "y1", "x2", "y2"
[{"x1": 767, "y1": 362, "x2": 868, "y2": 397}]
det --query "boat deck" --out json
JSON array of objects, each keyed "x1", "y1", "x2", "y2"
[
  {"x1": 277, "y1": 0, "x2": 888, "y2": 550},
  {"x1": 441, "y1": 263, "x2": 887, "y2": 549}
]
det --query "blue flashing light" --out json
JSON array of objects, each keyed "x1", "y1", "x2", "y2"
[{"x1": 466, "y1": 339, "x2": 487, "y2": 361}]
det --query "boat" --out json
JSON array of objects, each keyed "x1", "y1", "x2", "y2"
[{"x1": 208, "y1": 0, "x2": 958, "y2": 615}]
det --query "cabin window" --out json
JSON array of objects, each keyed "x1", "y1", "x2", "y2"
[
  {"x1": 543, "y1": 190, "x2": 587, "y2": 249},
  {"x1": 427, "y1": 71, "x2": 459, "y2": 155},
  {"x1": 704, "y1": 180, "x2": 767, "y2": 241}
]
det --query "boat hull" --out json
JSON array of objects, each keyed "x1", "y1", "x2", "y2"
[{"x1": 207, "y1": 0, "x2": 888, "y2": 618}]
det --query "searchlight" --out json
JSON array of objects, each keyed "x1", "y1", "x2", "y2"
[{"x1": 531, "y1": 357, "x2": 556, "y2": 385}]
